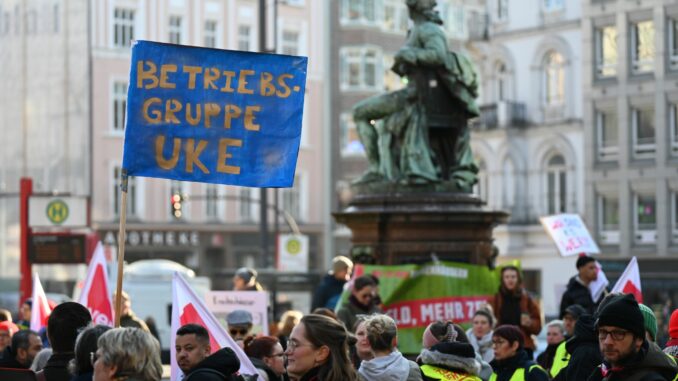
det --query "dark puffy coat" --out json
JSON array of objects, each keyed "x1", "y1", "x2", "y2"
[
  {"x1": 559, "y1": 277, "x2": 599, "y2": 318},
  {"x1": 311, "y1": 274, "x2": 346, "y2": 310},
  {"x1": 184, "y1": 347, "x2": 245, "y2": 381},
  {"x1": 586, "y1": 341, "x2": 678, "y2": 381},
  {"x1": 489, "y1": 350, "x2": 550, "y2": 381},
  {"x1": 559, "y1": 315, "x2": 602, "y2": 381}
]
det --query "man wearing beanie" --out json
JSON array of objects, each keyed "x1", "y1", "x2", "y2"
[
  {"x1": 559, "y1": 255, "x2": 601, "y2": 318},
  {"x1": 588, "y1": 294, "x2": 678, "y2": 381},
  {"x1": 664, "y1": 309, "x2": 678, "y2": 359}
]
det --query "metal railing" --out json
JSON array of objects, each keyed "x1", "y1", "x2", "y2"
[{"x1": 471, "y1": 101, "x2": 529, "y2": 130}]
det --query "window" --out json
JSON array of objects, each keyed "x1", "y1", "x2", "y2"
[
  {"x1": 113, "y1": 167, "x2": 137, "y2": 217},
  {"x1": 205, "y1": 184, "x2": 220, "y2": 220},
  {"x1": 669, "y1": 18, "x2": 678, "y2": 70},
  {"x1": 340, "y1": 47, "x2": 381, "y2": 90},
  {"x1": 595, "y1": 26, "x2": 617, "y2": 78},
  {"x1": 383, "y1": 0, "x2": 408, "y2": 33},
  {"x1": 631, "y1": 107, "x2": 655, "y2": 157},
  {"x1": 340, "y1": 113, "x2": 364, "y2": 156},
  {"x1": 634, "y1": 193, "x2": 656, "y2": 244},
  {"x1": 543, "y1": 0, "x2": 563, "y2": 12},
  {"x1": 204, "y1": 20, "x2": 217, "y2": 48},
  {"x1": 546, "y1": 155, "x2": 567, "y2": 214},
  {"x1": 543, "y1": 51, "x2": 565, "y2": 106},
  {"x1": 496, "y1": 61, "x2": 509, "y2": 102},
  {"x1": 596, "y1": 108, "x2": 618, "y2": 160},
  {"x1": 341, "y1": 0, "x2": 377, "y2": 24},
  {"x1": 502, "y1": 159, "x2": 515, "y2": 209},
  {"x1": 497, "y1": 0, "x2": 508, "y2": 21},
  {"x1": 169, "y1": 16, "x2": 182, "y2": 44},
  {"x1": 281, "y1": 175, "x2": 303, "y2": 223},
  {"x1": 630, "y1": 20, "x2": 654, "y2": 74},
  {"x1": 238, "y1": 25, "x2": 251, "y2": 51},
  {"x1": 444, "y1": 5, "x2": 466, "y2": 39},
  {"x1": 281, "y1": 30, "x2": 299, "y2": 56},
  {"x1": 474, "y1": 159, "x2": 488, "y2": 202},
  {"x1": 112, "y1": 82, "x2": 127, "y2": 131},
  {"x1": 670, "y1": 103, "x2": 678, "y2": 154},
  {"x1": 113, "y1": 8, "x2": 135, "y2": 48},
  {"x1": 598, "y1": 194, "x2": 619, "y2": 244},
  {"x1": 383, "y1": 55, "x2": 406, "y2": 92},
  {"x1": 672, "y1": 191, "x2": 678, "y2": 242},
  {"x1": 239, "y1": 188, "x2": 259, "y2": 222}
]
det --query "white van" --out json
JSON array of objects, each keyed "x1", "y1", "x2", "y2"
[{"x1": 121, "y1": 259, "x2": 211, "y2": 352}]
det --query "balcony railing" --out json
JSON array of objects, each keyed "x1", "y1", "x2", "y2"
[
  {"x1": 467, "y1": 11, "x2": 489, "y2": 41},
  {"x1": 471, "y1": 101, "x2": 529, "y2": 130}
]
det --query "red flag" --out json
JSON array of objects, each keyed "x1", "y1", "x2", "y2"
[
  {"x1": 30, "y1": 273, "x2": 52, "y2": 332},
  {"x1": 611, "y1": 256, "x2": 642, "y2": 303},
  {"x1": 78, "y1": 242, "x2": 114, "y2": 326},
  {"x1": 171, "y1": 272, "x2": 259, "y2": 381}
]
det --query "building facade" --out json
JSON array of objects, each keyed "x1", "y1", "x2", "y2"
[
  {"x1": 582, "y1": 0, "x2": 678, "y2": 307},
  {"x1": 469, "y1": 0, "x2": 585, "y2": 316}
]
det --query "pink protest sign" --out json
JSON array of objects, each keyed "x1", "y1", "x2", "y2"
[{"x1": 540, "y1": 214, "x2": 600, "y2": 257}]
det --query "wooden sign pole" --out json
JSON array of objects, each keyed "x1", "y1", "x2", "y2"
[{"x1": 114, "y1": 170, "x2": 129, "y2": 327}]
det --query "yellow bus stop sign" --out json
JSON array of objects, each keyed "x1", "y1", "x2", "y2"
[{"x1": 46, "y1": 199, "x2": 69, "y2": 225}]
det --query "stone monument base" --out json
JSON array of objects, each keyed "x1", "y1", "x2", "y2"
[{"x1": 333, "y1": 191, "x2": 508, "y2": 266}]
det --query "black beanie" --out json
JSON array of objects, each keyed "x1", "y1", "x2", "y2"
[
  {"x1": 595, "y1": 294, "x2": 644, "y2": 338},
  {"x1": 576, "y1": 255, "x2": 595, "y2": 269}
]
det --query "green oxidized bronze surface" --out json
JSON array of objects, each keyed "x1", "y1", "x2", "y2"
[{"x1": 352, "y1": 0, "x2": 479, "y2": 193}]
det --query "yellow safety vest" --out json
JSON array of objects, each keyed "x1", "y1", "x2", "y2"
[
  {"x1": 489, "y1": 364, "x2": 545, "y2": 381},
  {"x1": 420, "y1": 364, "x2": 482, "y2": 381},
  {"x1": 549, "y1": 341, "x2": 570, "y2": 378}
]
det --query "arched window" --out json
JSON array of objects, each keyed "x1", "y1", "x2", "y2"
[
  {"x1": 546, "y1": 154, "x2": 567, "y2": 214},
  {"x1": 474, "y1": 158, "x2": 488, "y2": 202},
  {"x1": 495, "y1": 61, "x2": 509, "y2": 102},
  {"x1": 502, "y1": 158, "x2": 515, "y2": 209},
  {"x1": 543, "y1": 51, "x2": 565, "y2": 106}
]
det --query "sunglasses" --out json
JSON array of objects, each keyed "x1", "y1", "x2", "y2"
[{"x1": 229, "y1": 328, "x2": 249, "y2": 336}]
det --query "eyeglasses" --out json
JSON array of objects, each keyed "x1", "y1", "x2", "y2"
[
  {"x1": 491, "y1": 339, "x2": 508, "y2": 346},
  {"x1": 90, "y1": 352, "x2": 99, "y2": 366},
  {"x1": 286, "y1": 340, "x2": 313, "y2": 352},
  {"x1": 598, "y1": 329, "x2": 629, "y2": 341},
  {"x1": 229, "y1": 328, "x2": 249, "y2": 336}
]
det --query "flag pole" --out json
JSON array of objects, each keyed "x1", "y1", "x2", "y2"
[{"x1": 114, "y1": 170, "x2": 129, "y2": 327}]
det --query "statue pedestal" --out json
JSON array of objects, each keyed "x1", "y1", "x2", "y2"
[{"x1": 333, "y1": 191, "x2": 508, "y2": 266}]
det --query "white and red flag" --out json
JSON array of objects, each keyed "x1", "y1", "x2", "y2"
[
  {"x1": 589, "y1": 260, "x2": 609, "y2": 302},
  {"x1": 170, "y1": 272, "x2": 260, "y2": 381},
  {"x1": 77, "y1": 242, "x2": 114, "y2": 326},
  {"x1": 611, "y1": 256, "x2": 642, "y2": 303},
  {"x1": 30, "y1": 273, "x2": 52, "y2": 332}
]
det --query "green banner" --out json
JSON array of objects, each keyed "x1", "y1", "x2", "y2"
[{"x1": 344, "y1": 261, "x2": 505, "y2": 354}]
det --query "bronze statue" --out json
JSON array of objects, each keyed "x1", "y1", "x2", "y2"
[{"x1": 352, "y1": 0, "x2": 479, "y2": 191}]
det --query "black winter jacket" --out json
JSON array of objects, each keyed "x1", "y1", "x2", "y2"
[
  {"x1": 559, "y1": 276, "x2": 599, "y2": 318},
  {"x1": 184, "y1": 347, "x2": 246, "y2": 381},
  {"x1": 586, "y1": 341, "x2": 678, "y2": 381}
]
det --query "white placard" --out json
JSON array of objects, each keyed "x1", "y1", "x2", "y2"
[
  {"x1": 277, "y1": 234, "x2": 309, "y2": 272},
  {"x1": 540, "y1": 214, "x2": 600, "y2": 257},
  {"x1": 29, "y1": 196, "x2": 88, "y2": 228},
  {"x1": 205, "y1": 291, "x2": 269, "y2": 335}
]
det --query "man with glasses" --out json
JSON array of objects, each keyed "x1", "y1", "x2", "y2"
[
  {"x1": 227, "y1": 310, "x2": 254, "y2": 348},
  {"x1": 589, "y1": 294, "x2": 677, "y2": 380},
  {"x1": 175, "y1": 323, "x2": 244, "y2": 381}
]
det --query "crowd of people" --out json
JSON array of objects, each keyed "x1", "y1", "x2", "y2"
[{"x1": 0, "y1": 255, "x2": 677, "y2": 381}]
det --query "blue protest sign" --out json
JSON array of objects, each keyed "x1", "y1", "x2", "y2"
[{"x1": 122, "y1": 40, "x2": 307, "y2": 187}]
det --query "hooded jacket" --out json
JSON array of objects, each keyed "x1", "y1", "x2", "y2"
[
  {"x1": 586, "y1": 341, "x2": 678, "y2": 381},
  {"x1": 359, "y1": 350, "x2": 421, "y2": 381},
  {"x1": 489, "y1": 349, "x2": 549, "y2": 381},
  {"x1": 559, "y1": 276, "x2": 598, "y2": 318},
  {"x1": 184, "y1": 347, "x2": 244, "y2": 381},
  {"x1": 418, "y1": 342, "x2": 482, "y2": 381},
  {"x1": 311, "y1": 274, "x2": 346, "y2": 310},
  {"x1": 557, "y1": 315, "x2": 602, "y2": 381}
]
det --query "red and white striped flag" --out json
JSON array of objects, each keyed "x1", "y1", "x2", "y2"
[
  {"x1": 30, "y1": 273, "x2": 52, "y2": 332},
  {"x1": 77, "y1": 242, "x2": 114, "y2": 326},
  {"x1": 170, "y1": 272, "x2": 260, "y2": 381},
  {"x1": 611, "y1": 256, "x2": 642, "y2": 303}
]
